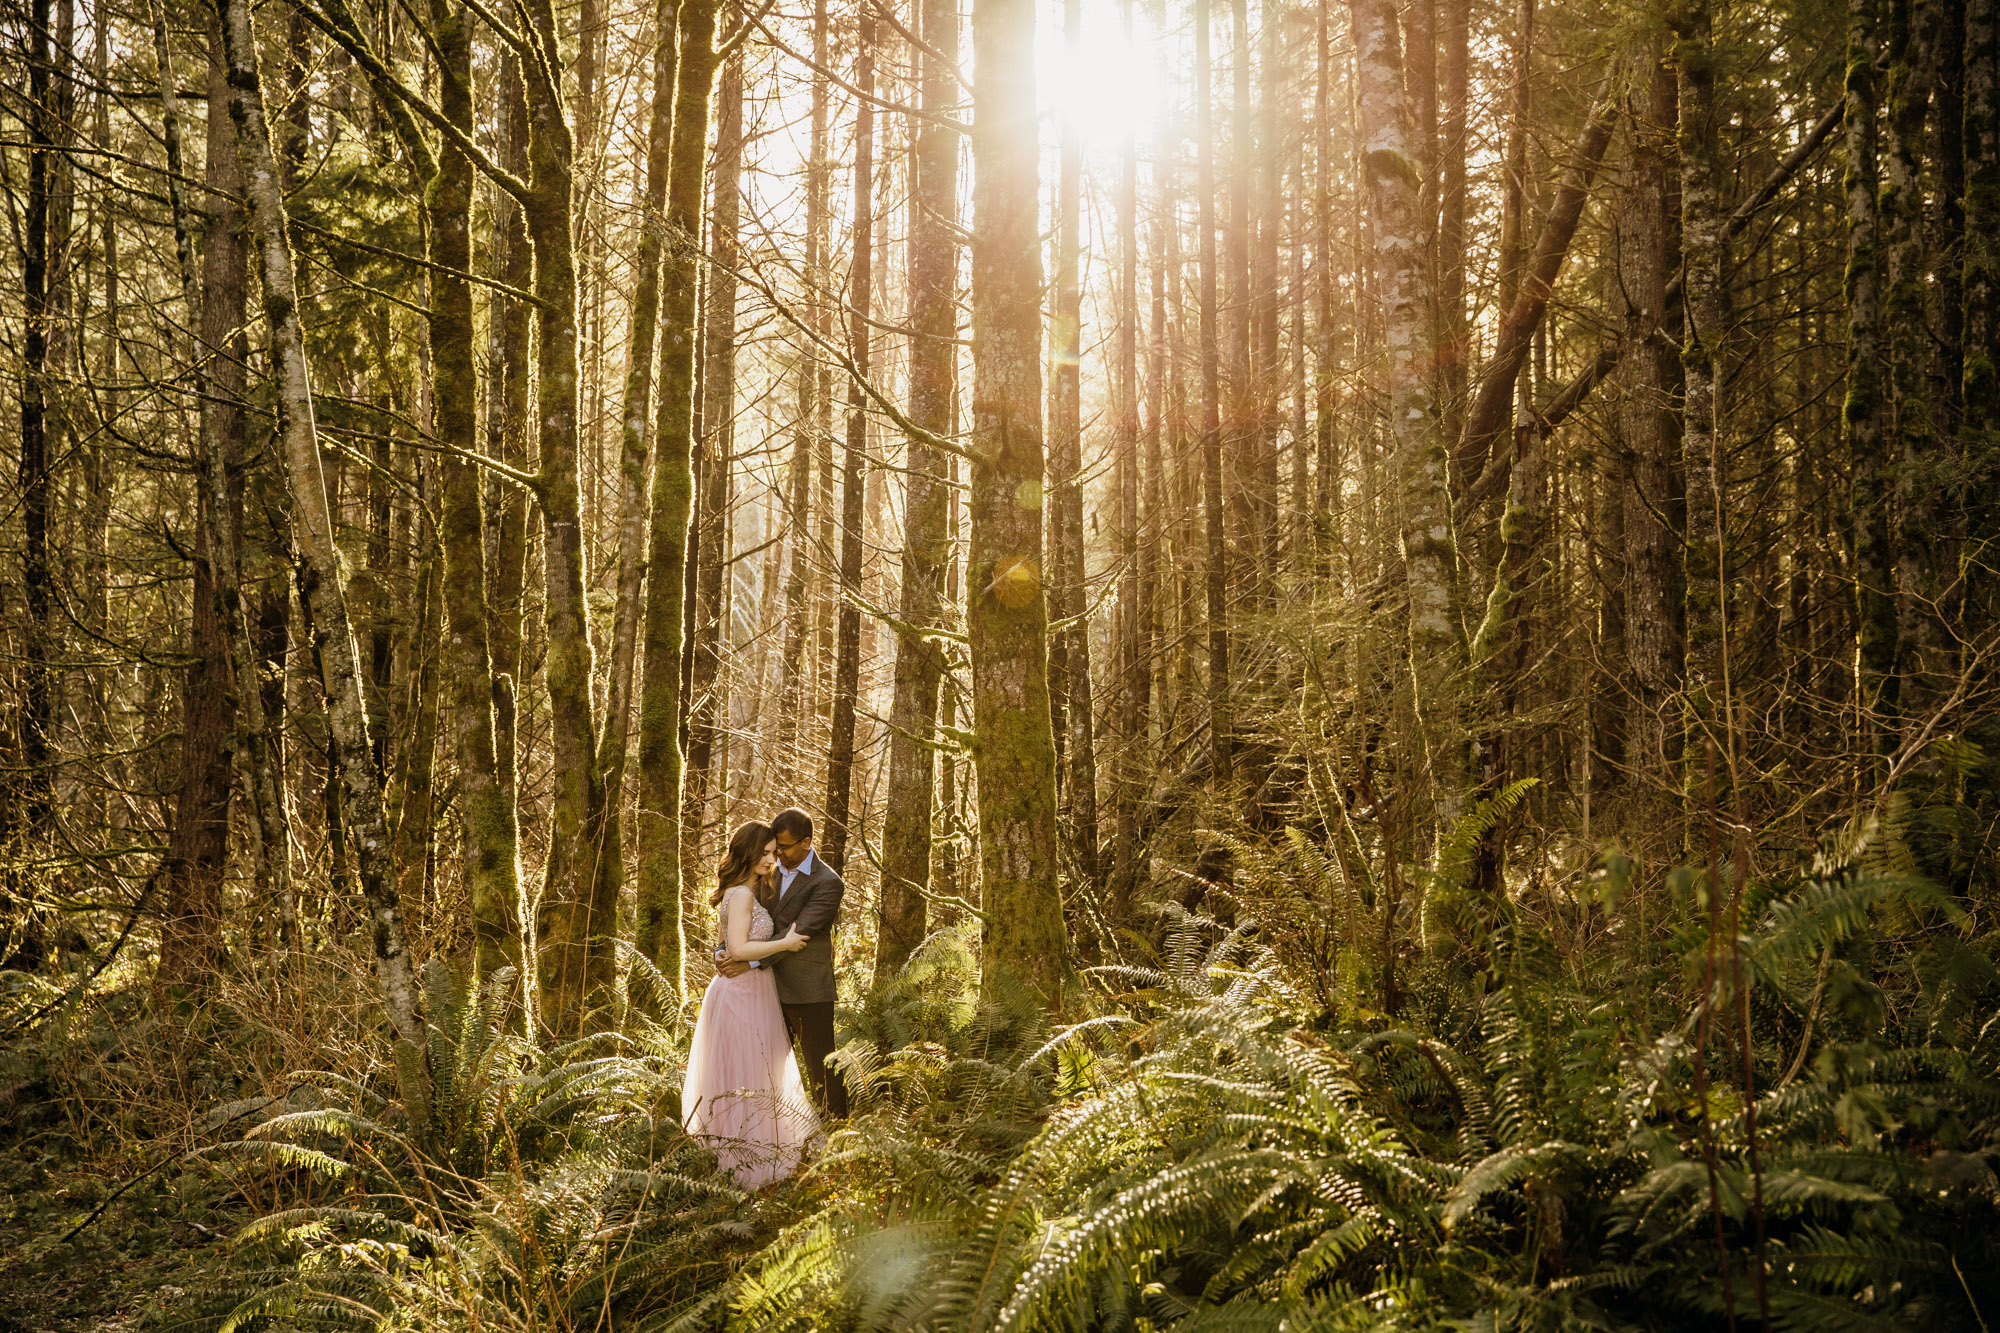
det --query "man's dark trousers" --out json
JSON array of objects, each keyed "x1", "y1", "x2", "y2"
[
  {"x1": 760, "y1": 853, "x2": 850, "y2": 1119},
  {"x1": 780, "y1": 1001, "x2": 846, "y2": 1118}
]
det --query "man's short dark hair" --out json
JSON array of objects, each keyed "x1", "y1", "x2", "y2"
[{"x1": 771, "y1": 807, "x2": 814, "y2": 843}]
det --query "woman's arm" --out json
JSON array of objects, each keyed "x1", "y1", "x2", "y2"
[{"x1": 723, "y1": 888, "x2": 808, "y2": 962}]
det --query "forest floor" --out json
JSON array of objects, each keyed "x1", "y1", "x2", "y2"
[{"x1": 0, "y1": 1141, "x2": 239, "y2": 1332}]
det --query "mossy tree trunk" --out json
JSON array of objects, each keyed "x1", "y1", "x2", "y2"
[
  {"x1": 637, "y1": 0, "x2": 723, "y2": 985},
  {"x1": 1350, "y1": 0, "x2": 1469, "y2": 833},
  {"x1": 426, "y1": 0, "x2": 519, "y2": 976},
  {"x1": 520, "y1": 0, "x2": 619, "y2": 1038},
  {"x1": 970, "y1": 0, "x2": 1065, "y2": 1008},
  {"x1": 601, "y1": 0, "x2": 680, "y2": 864},
  {"x1": 686, "y1": 48, "x2": 743, "y2": 856}
]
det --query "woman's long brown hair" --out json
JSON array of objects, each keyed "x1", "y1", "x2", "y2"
[{"x1": 710, "y1": 820, "x2": 774, "y2": 906}]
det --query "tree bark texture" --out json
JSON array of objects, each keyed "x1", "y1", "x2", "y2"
[
  {"x1": 823, "y1": 7, "x2": 874, "y2": 876},
  {"x1": 878, "y1": 0, "x2": 961, "y2": 972},
  {"x1": 971, "y1": 0, "x2": 1065, "y2": 1007},
  {"x1": 216, "y1": 0, "x2": 423, "y2": 1046},
  {"x1": 637, "y1": 0, "x2": 722, "y2": 986}
]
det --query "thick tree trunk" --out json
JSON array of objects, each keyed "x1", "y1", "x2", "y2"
[
  {"x1": 878, "y1": 0, "x2": 961, "y2": 971},
  {"x1": 824, "y1": 8, "x2": 875, "y2": 875},
  {"x1": 971, "y1": 0, "x2": 1065, "y2": 1007},
  {"x1": 1350, "y1": 0, "x2": 1469, "y2": 827},
  {"x1": 216, "y1": 0, "x2": 422, "y2": 1046},
  {"x1": 1620, "y1": 47, "x2": 1686, "y2": 776},
  {"x1": 636, "y1": 0, "x2": 723, "y2": 982}
]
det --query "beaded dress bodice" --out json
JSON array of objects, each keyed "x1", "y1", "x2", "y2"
[{"x1": 716, "y1": 887, "x2": 775, "y2": 951}]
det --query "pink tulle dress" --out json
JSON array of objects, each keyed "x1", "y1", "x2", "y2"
[{"x1": 680, "y1": 888, "x2": 820, "y2": 1188}]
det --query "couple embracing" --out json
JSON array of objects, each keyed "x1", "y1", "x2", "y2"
[{"x1": 680, "y1": 806, "x2": 850, "y2": 1188}]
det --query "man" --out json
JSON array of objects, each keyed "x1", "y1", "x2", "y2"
[{"x1": 716, "y1": 806, "x2": 848, "y2": 1117}]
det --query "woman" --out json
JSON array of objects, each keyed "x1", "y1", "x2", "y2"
[{"x1": 681, "y1": 820, "x2": 820, "y2": 1188}]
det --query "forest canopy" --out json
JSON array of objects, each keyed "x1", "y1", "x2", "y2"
[{"x1": 2, "y1": 0, "x2": 1999, "y2": 1324}]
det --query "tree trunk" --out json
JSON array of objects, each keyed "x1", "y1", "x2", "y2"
[
  {"x1": 1884, "y1": 0, "x2": 1941, "y2": 710},
  {"x1": 970, "y1": 0, "x2": 1065, "y2": 1007},
  {"x1": 686, "y1": 49, "x2": 743, "y2": 860},
  {"x1": 16, "y1": 0, "x2": 56, "y2": 839},
  {"x1": 425, "y1": 0, "x2": 518, "y2": 976},
  {"x1": 878, "y1": 0, "x2": 962, "y2": 971},
  {"x1": 520, "y1": 0, "x2": 617, "y2": 1038},
  {"x1": 1049, "y1": 0, "x2": 1099, "y2": 888},
  {"x1": 824, "y1": 7, "x2": 875, "y2": 875},
  {"x1": 1848, "y1": 0, "x2": 1896, "y2": 727},
  {"x1": 1966, "y1": 0, "x2": 1997, "y2": 611},
  {"x1": 1437, "y1": 0, "x2": 1470, "y2": 450},
  {"x1": 216, "y1": 0, "x2": 422, "y2": 1046},
  {"x1": 1350, "y1": 0, "x2": 1469, "y2": 828},
  {"x1": 600, "y1": 0, "x2": 678, "y2": 817},
  {"x1": 489, "y1": 56, "x2": 533, "y2": 862},
  {"x1": 1621, "y1": 45, "x2": 1685, "y2": 777},
  {"x1": 1675, "y1": 0, "x2": 1727, "y2": 739},
  {"x1": 637, "y1": 0, "x2": 723, "y2": 982},
  {"x1": 1197, "y1": 0, "x2": 1233, "y2": 787},
  {"x1": 1111, "y1": 0, "x2": 1143, "y2": 920},
  {"x1": 778, "y1": 0, "x2": 831, "y2": 765}
]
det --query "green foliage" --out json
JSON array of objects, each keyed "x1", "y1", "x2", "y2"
[{"x1": 169, "y1": 789, "x2": 2000, "y2": 1332}]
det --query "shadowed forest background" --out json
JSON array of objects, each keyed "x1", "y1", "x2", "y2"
[{"x1": 3, "y1": 0, "x2": 2000, "y2": 1322}]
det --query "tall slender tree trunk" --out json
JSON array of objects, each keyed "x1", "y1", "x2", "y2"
[
  {"x1": 1196, "y1": 0, "x2": 1233, "y2": 787},
  {"x1": 490, "y1": 56, "x2": 533, "y2": 874},
  {"x1": 879, "y1": 0, "x2": 962, "y2": 971},
  {"x1": 637, "y1": 0, "x2": 723, "y2": 980},
  {"x1": 1848, "y1": 0, "x2": 1895, "y2": 729},
  {"x1": 216, "y1": 0, "x2": 423, "y2": 1047},
  {"x1": 1437, "y1": 0, "x2": 1470, "y2": 449},
  {"x1": 1966, "y1": 0, "x2": 1997, "y2": 614},
  {"x1": 1884, "y1": 0, "x2": 1940, "y2": 710},
  {"x1": 970, "y1": 0, "x2": 1064, "y2": 1006},
  {"x1": 16, "y1": 0, "x2": 56, "y2": 839},
  {"x1": 1111, "y1": 0, "x2": 1143, "y2": 920},
  {"x1": 520, "y1": 0, "x2": 618, "y2": 1037},
  {"x1": 1675, "y1": 0, "x2": 1727, "y2": 747},
  {"x1": 425, "y1": 0, "x2": 518, "y2": 974},
  {"x1": 687, "y1": 48, "x2": 743, "y2": 859},
  {"x1": 599, "y1": 0, "x2": 680, "y2": 887},
  {"x1": 824, "y1": 8, "x2": 875, "y2": 875},
  {"x1": 1049, "y1": 0, "x2": 1099, "y2": 887},
  {"x1": 1969, "y1": 0, "x2": 1999, "y2": 425},
  {"x1": 779, "y1": 1, "x2": 831, "y2": 764}
]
